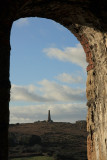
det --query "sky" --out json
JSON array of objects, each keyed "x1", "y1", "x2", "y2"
[{"x1": 10, "y1": 17, "x2": 88, "y2": 124}]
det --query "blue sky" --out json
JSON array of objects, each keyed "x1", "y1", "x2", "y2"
[{"x1": 10, "y1": 17, "x2": 87, "y2": 123}]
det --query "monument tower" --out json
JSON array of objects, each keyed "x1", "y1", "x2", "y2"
[{"x1": 47, "y1": 110, "x2": 53, "y2": 122}]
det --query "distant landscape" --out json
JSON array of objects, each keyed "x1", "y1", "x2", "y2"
[{"x1": 9, "y1": 121, "x2": 87, "y2": 160}]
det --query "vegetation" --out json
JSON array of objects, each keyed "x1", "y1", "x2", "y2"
[
  {"x1": 9, "y1": 121, "x2": 87, "y2": 160},
  {"x1": 9, "y1": 133, "x2": 41, "y2": 147},
  {"x1": 12, "y1": 156, "x2": 55, "y2": 160}
]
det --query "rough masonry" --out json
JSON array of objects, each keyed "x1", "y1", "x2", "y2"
[{"x1": 0, "y1": 0, "x2": 107, "y2": 160}]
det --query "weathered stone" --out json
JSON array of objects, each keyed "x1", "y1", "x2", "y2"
[{"x1": 0, "y1": 0, "x2": 107, "y2": 159}]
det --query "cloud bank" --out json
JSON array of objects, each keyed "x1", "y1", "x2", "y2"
[
  {"x1": 56, "y1": 73, "x2": 84, "y2": 84},
  {"x1": 43, "y1": 44, "x2": 88, "y2": 70},
  {"x1": 11, "y1": 79, "x2": 86, "y2": 103}
]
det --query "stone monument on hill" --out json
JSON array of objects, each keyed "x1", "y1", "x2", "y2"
[{"x1": 47, "y1": 110, "x2": 53, "y2": 122}]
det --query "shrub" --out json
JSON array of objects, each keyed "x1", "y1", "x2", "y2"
[
  {"x1": 29, "y1": 135, "x2": 41, "y2": 146},
  {"x1": 22, "y1": 144, "x2": 42, "y2": 154},
  {"x1": 8, "y1": 133, "x2": 17, "y2": 147},
  {"x1": 19, "y1": 134, "x2": 41, "y2": 146}
]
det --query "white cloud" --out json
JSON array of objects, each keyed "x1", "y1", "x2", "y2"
[
  {"x1": 11, "y1": 80, "x2": 86, "y2": 103},
  {"x1": 38, "y1": 79, "x2": 86, "y2": 102},
  {"x1": 15, "y1": 18, "x2": 29, "y2": 27},
  {"x1": 43, "y1": 44, "x2": 88, "y2": 69},
  {"x1": 55, "y1": 73, "x2": 84, "y2": 84},
  {"x1": 11, "y1": 84, "x2": 50, "y2": 102},
  {"x1": 9, "y1": 103, "x2": 87, "y2": 124}
]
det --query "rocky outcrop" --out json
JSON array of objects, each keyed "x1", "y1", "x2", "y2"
[{"x1": 0, "y1": 0, "x2": 107, "y2": 159}]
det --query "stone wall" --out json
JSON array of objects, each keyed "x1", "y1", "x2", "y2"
[
  {"x1": 0, "y1": 0, "x2": 107, "y2": 159},
  {"x1": 83, "y1": 27, "x2": 107, "y2": 160},
  {"x1": 69, "y1": 24, "x2": 107, "y2": 159}
]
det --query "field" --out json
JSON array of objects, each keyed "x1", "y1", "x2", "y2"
[{"x1": 12, "y1": 156, "x2": 54, "y2": 160}]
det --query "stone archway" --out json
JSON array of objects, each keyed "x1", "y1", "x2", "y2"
[{"x1": 0, "y1": 0, "x2": 107, "y2": 159}]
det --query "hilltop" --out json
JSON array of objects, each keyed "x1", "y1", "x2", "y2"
[{"x1": 9, "y1": 121, "x2": 87, "y2": 160}]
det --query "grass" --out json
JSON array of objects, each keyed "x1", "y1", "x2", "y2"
[{"x1": 12, "y1": 156, "x2": 55, "y2": 160}]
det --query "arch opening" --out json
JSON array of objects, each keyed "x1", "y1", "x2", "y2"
[{"x1": 9, "y1": 17, "x2": 87, "y2": 159}]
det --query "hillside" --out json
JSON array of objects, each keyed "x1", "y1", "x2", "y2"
[{"x1": 9, "y1": 121, "x2": 87, "y2": 160}]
